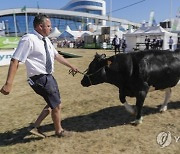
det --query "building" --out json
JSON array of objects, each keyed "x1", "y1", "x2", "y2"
[
  {"x1": 63, "y1": 0, "x2": 106, "y2": 25},
  {"x1": 0, "y1": 0, "x2": 140, "y2": 36}
]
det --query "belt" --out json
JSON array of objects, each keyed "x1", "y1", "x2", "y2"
[{"x1": 29, "y1": 74, "x2": 50, "y2": 81}]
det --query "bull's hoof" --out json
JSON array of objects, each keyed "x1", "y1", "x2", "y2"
[
  {"x1": 159, "y1": 105, "x2": 167, "y2": 112},
  {"x1": 131, "y1": 117, "x2": 143, "y2": 126}
]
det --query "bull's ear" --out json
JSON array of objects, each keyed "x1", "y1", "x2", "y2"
[
  {"x1": 95, "y1": 52, "x2": 100, "y2": 58},
  {"x1": 94, "y1": 52, "x2": 100, "y2": 59},
  {"x1": 101, "y1": 54, "x2": 106, "y2": 59}
]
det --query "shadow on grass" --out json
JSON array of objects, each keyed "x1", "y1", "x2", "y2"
[
  {"x1": 0, "y1": 125, "x2": 43, "y2": 147},
  {"x1": 0, "y1": 101, "x2": 179, "y2": 146},
  {"x1": 61, "y1": 101, "x2": 180, "y2": 132}
]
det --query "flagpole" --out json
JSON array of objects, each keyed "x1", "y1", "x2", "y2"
[
  {"x1": 13, "y1": 10, "x2": 18, "y2": 37},
  {"x1": 25, "y1": 10, "x2": 28, "y2": 34},
  {"x1": 170, "y1": 0, "x2": 172, "y2": 32},
  {"x1": 110, "y1": 0, "x2": 112, "y2": 41},
  {"x1": 37, "y1": 1, "x2": 40, "y2": 14}
]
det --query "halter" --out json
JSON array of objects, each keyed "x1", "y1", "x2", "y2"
[{"x1": 69, "y1": 66, "x2": 106, "y2": 85}]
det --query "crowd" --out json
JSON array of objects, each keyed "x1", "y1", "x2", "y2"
[
  {"x1": 112, "y1": 35, "x2": 127, "y2": 54},
  {"x1": 112, "y1": 35, "x2": 175, "y2": 54},
  {"x1": 56, "y1": 40, "x2": 84, "y2": 48},
  {"x1": 145, "y1": 36, "x2": 164, "y2": 50}
]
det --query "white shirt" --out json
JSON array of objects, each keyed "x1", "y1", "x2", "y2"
[
  {"x1": 13, "y1": 30, "x2": 58, "y2": 77},
  {"x1": 115, "y1": 37, "x2": 120, "y2": 45},
  {"x1": 169, "y1": 38, "x2": 173, "y2": 45}
]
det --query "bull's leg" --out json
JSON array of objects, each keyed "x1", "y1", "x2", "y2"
[
  {"x1": 119, "y1": 90, "x2": 135, "y2": 115},
  {"x1": 133, "y1": 95, "x2": 146, "y2": 124},
  {"x1": 160, "y1": 88, "x2": 172, "y2": 112},
  {"x1": 124, "y1": 102, "x2": 135, "y2": 115},
  {"x1": 133, "y1": 85, "x2": 149, "y2": 125}
]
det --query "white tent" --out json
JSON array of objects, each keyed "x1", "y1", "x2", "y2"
[
  {"x1": 123, "y1": 26, "x2": 178, "y2": 51},
  {"x1": 58, "y1": 25, "x2": 92, "y2": 41},
  {"x1": 125, "y1": 28, "x2": 135, "y2": 34},
  {"x1": 133, "y1": 26, "x2": 149, "y2": 34},
  {"x1": 48, "y1": 27, "x2": 61, "y2": 38},
  {"x1": 111, "y1": 29, "x2": 125, "y2": 39}
]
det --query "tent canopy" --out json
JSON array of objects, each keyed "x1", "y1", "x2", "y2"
[
  {"x1": 48, "y1": 27, "x2": 61, "y2": 38},
  {"x1": 58, "y1": 25, "x2": 92, "y2": 41},
  {"x1": 123, "y1": 26, "x2": 178, "y2": 51}
]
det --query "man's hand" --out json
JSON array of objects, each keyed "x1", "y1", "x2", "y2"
[
  {"x1": 0, "y1": 59, "x2": 19, "y2": 95},
  {"x1": 0, "y1": 84, "x2": 12, "y2": 95},
  {"x1": 69, "y1": 67, "x2": 79, "y2": 76}
]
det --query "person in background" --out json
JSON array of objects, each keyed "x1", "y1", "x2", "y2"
[
  {"x1": 121, "y1": 37, "x2": 127, "y2": 53},
  {"x1": 112, "y1": 35, "x2": 121, "y2": 54},
  {"x1": 168, "y1": 36, "x2": 174, "y2": 51},
  {"x1": 0, "y1": 14, "x2": 78, "y2": 138},
  {"x1": 159, "y1": 38, "x2": 163, "y2": 50},
  {"x1": 145, "y1": 36, "x2": 150, "y2": 50}
]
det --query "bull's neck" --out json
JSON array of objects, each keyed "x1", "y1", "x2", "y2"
[{"x1": 104, "y1": 66, "x2": 120, "y2": 87}]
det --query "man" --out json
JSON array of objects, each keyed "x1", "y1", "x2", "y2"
[
  {"x1": 145, "y1": 36, "x2": 150, "y2": 50},
  {"x1": 112, "y1": 35, "x2": 121, "y2": 54},
  {"x1": 168, "y1": 36, "x2": 174, "y2": 51},
  {"x1": 0, "y1": 14, "x2": 78, "y2": 138},
  {"x1": 121, "y1": 37, "x2": 127, "y2": 53}
]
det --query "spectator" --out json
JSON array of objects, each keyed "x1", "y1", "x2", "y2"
[
  {"x1": 145, "y1": 36, "x2": 150, "y2": 50},
  {"x1": 112, "y1": 35, "x2": 121, "y2": 54},
  {"x1": 168, "y1": 36, "x2": 174, "y2": 51},
  {"x1": 121, "y1": 37, "x2": 127, "y2": 53},
  {"x1": 159, "y1": 38, "x2": 163, "y2": 50},
  {"x1": 151, "y1": 38, "x2": 157, "y2": 49}
]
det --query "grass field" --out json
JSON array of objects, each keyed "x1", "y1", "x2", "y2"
[{"x1": 0, "y1": 48, "x2": 179, "y2": 154}]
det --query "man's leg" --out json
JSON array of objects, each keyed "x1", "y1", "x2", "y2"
[
  {"x1": 118, "y1": 45, "x2": 120, "y2": 53},
  {"x1": 51, "y1": 103, "x2": 63, "y2": 134},
  {"x1": 29, "y1": 105, "x2": 51, "y2": 138},
  {"x1": 33, "y1": 105, "x2": 51, "y2": 128},
  {"x1": 115, "y1": 46, "x2": 117, "y2": 54}
]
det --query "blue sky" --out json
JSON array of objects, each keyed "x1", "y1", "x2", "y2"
[{"x1": 0, "y1": 0, "x2": 179, "y2": 23}]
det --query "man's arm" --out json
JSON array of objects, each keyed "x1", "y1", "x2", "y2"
[
  {"x1": 55, "y1": 53, "x2": 78, "y2": 72},
  {"x1": 0, "y1": 58, "x2": 19, "y2": 95}
]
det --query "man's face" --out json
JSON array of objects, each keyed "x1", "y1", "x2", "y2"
[{"x1": 39, "y1": 18, "x2": 52, "y2": 36}]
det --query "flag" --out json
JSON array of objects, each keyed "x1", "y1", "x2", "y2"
[
  {"x1": 148, "y1": 11, "x2": 155, "y2": 27},
  {"x1": 37, "y1": 1, "x2": 40, "y2": 9},
  {"x1": 21, "y1": 6, "x2": 26, "y2": 12},
  {"x1": 152, "y1": 18, "x2": 157, "y2": 27},
  {"x1": 175, "y1": 7, "x2": 180, "y2": 19},
  {"x1": 128, "y1": 24, "x2": 132, "y2": 30}
]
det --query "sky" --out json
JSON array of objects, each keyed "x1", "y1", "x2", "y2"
[{"x1": 0, "y1": 0, "x2": 179, "y2": 23}]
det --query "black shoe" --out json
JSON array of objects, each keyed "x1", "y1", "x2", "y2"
[{"x1": 55, "y1": 130, "x2": 71, "y2": 138}]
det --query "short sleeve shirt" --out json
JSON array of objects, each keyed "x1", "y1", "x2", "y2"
[
  {"x1": 169, "y1": 38, "x2": 173, "y2": 45},
  {"x1": 115, "y1": 38, "x2": 120, "y2": 45},
  {"x1": 13, "y1": 30, "x2": 58, "y2": 78}
]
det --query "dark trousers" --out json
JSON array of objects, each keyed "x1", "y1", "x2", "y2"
[
  {"x1": 28, "y1": 74, "x2": 61, "y2": 109},
  {"x1": 114, "y1": 45, "x2": 120, "y2": 54}
]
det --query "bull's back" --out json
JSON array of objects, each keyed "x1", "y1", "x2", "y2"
[{"x1": 136, "y1": 50, "x2": 180, "y2": 90}]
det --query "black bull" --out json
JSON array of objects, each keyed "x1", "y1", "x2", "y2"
[{"x1": 81, "y1": 49, "x2": 180, "y2": 124}]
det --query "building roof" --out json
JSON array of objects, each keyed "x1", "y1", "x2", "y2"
[{"x1": 0, "y1": 8, "x2": 140, "y2": 27}]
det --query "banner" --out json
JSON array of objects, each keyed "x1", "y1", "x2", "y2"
[
  {"x1": 0, "y1": 50, "x2": 14, "y2": 66},
  {"x1": 0, "y1": 37, "x2": 19, "y2": 49}
]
